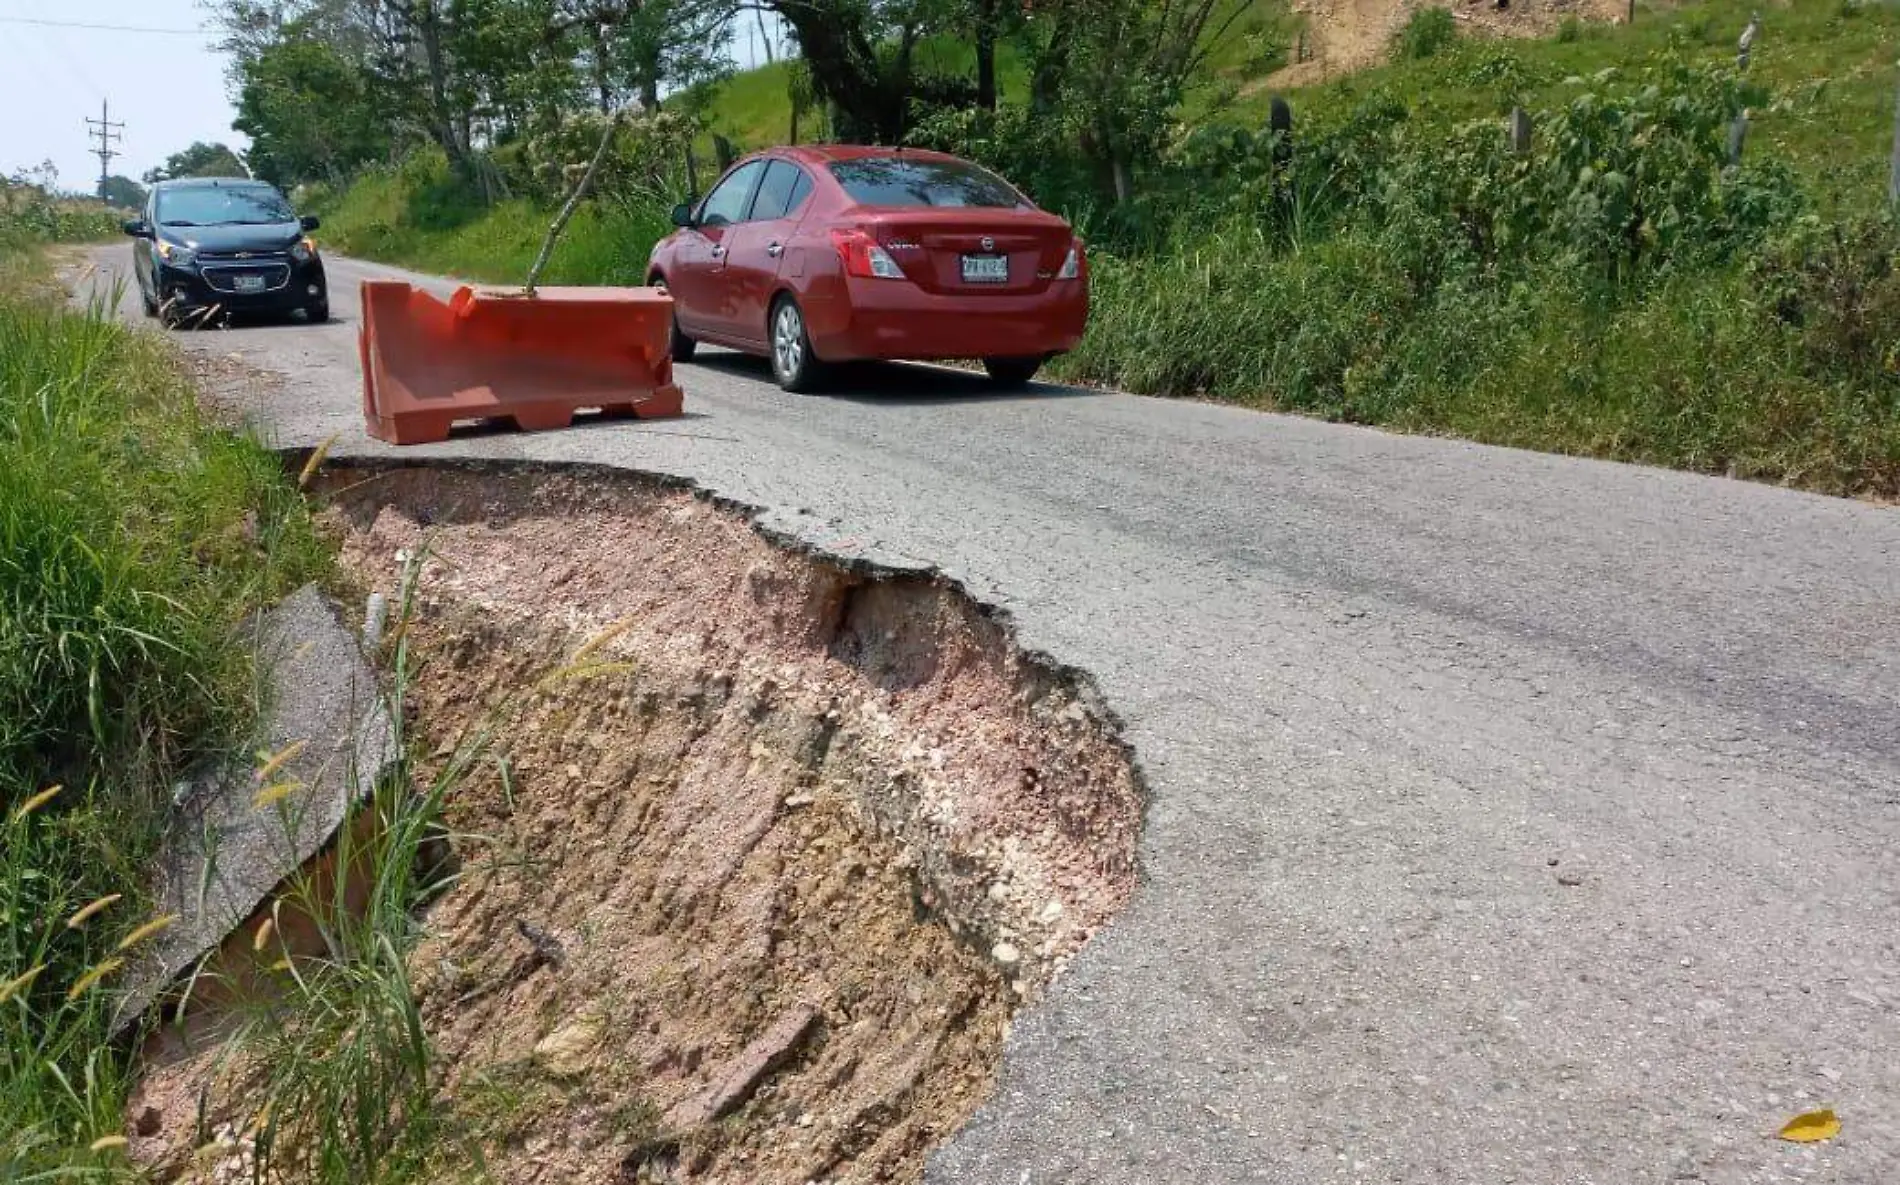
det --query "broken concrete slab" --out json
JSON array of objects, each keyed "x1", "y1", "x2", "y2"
[{"x1": 111, "y1": 583, "x2": 398, "y2": 1036}]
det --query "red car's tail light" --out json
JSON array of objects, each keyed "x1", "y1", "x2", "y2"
[
  {"x1": 831, "y1": 228, "x2": 905, "y2": 279},
  {"x1": 1056, "y1": 238, "x2": 1084, "y2": 280}
]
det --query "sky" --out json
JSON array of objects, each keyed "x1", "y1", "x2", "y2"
[
  {"x1": 1, "y1": 1, "x2": 238, "y2": 191},
  {"x1": 1, "y1": 1, "x2": 781, "y2": 195}
]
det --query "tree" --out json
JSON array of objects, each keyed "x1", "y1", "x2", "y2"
[
  {"x1": 761, "y1": 0, "x2": 962, "y2": 143},
  {"x1": 235, "y1": 22, "x2": 395, "y2": 187},
  {"x1": 99, "y1": 175, "x2": 147, "y2": 209},
  {"x1": 143, "y1": 142, "x2": 250, "y2": 184},
  {"x1": 212, "y1": 0, "x2": 732, "y2": 185},
  {"x1": 1021, "y1": 0, "x2": 1247, "y2": 201}
]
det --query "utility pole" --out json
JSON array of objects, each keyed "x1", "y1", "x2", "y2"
[{"x1": 84, "y1": 98, "x2": 124, "y2": 200}]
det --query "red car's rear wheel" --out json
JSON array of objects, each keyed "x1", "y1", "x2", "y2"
[
  {"x1": 770, "y1": 296, "x2": 824, "y2": 393},
  {"x1": 983, "y1": 356, "x2": 1043, "y2": 388}
]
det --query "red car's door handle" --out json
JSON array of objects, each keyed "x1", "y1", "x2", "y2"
[{"x1": 766, "y1": 242, "x2": 783, "y2": 258}]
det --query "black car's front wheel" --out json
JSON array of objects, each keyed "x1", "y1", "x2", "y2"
[
  {"x1": 305, "y1": 299, "x2": 329, "y2": 324},
  {"x1": 140, "y1": 284, "x2": 157, "y2": 318},
  {"x1": 769, "y1": 296, "x2": 823, "y2": 393}
]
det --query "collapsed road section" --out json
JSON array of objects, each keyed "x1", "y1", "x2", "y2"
[{"x1": 131, "y1": 459, "x2": 1143, "y2": 1184}]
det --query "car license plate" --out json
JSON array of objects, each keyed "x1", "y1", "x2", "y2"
[
  {"x1": 234, "y1": 274, "x2": 266, "y2": 293},
  {"x1": 960, "y1": 254, "x2": 1008, "y2": 284}
]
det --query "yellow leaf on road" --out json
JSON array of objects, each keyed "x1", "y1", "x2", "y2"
[{"x1": 1778, "y1": 1109, "x2": 1840, "y2": 1143}]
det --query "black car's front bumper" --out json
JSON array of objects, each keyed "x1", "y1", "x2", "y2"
[{"x1": 154, "y1": 253, "x2": 327, "y2": 319}]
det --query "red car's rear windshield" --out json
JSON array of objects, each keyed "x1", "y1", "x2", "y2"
[{"x1": 827, "y1": 157, "x2": 1028, "y2": 209}]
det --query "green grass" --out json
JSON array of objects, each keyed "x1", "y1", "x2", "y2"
[
  {"x1": 1057, "y1": 226, "x2": 1900, "y2": 494},
  {"x1": 0, "y1": 213, "x2": 327, "y2": 1176},
  {"x1": 699, "y1": 58, "x2": 804, "y2": 150}
]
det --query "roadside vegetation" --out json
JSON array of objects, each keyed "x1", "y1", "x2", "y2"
[
  {"x1": 0, "y1": 182, "x2": 328, "y2": 1176},
  {"x1": 223, "y1": 0, "x2": 1900, "y2": 495}
]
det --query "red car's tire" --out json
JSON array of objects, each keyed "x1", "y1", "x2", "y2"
[
  {"x1": 983, "y1": 356, "x2": 1043, "y2": 388},
  {"x1": 769, "y1": 295, "x2": 825, "y2": 393},
  {"x1": 649, "y1": 273, "x2": 697, "y2": 362}
]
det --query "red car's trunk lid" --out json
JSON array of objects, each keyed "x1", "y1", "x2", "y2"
[{"x1": 860, "y1": 210, "x2": 1073, "y2": 296}]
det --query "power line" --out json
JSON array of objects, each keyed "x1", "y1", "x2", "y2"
[
  {"x1": 0, "y1": 16, "x2": 204, "y2": 36},
  {"x1": 23, "y1": 25, "x2": 111, "y2": 102}
]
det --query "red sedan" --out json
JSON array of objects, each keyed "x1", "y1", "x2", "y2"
[{"x1": 646, "y1": 145, "x2": 1088, "y2": 392}]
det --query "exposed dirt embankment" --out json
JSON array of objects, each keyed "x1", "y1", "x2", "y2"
[
  {"x1": 1273, "y1": 0, "x2": 1627, "y2": 86},
  {"x1": 304, "y1": 462, "x2": 1142, "y2": 1182}
]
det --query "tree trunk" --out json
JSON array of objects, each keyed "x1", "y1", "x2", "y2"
[
  {"x1": 891, "y1": 23, "x2": 920, "y2": 139},
  {"x1": 633, "y1": 37, "x2": 663, "y2": 110},
  {"x1": 770, "y1": 4, "x2": 904, "y2": 142},
  {"x1": 756, "y1": 7, "x2": 776, "y2": 63},
  {"x1": 416, "y1": 0, "x2": 467, "y2": 167},
  {"x1": 1030, "y1": 3, "x2": 1076, "y2": 116},
  {"x1": 976, "y1": 0, "x2": 998, "y2": 111},
  {"x1": 591, "y1": 25, "x2": 613, "y2": 113}
]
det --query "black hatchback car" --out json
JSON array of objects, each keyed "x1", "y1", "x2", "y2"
[{"x1": 123, "y1": 177, "x2": 328, "y2": 326}]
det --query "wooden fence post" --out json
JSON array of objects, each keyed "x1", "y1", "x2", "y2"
[
  {"x1": 1737, "y1": 13, "x2": 1759, "y2": 72},
  {"x1": 1269, "y1": 97, "x2": 1294, "y2": 172},
  {"x1": 1728, "y1": 113, "x2": 1749, "y2": 166},
  {"x1": 1889, "y1": 61, "x2": 1900, "y2": 205},
  {"x1": 1510, "y1": 107, "x2": 1533, "y2": 154}
]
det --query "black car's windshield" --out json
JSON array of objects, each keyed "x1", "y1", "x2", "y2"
[
  {"x1": 827, "y1": 157, "x2": 1028, "y2": 209},
  {"x1": 156, "y1": 186, "x2": 295, "y2": 227}
]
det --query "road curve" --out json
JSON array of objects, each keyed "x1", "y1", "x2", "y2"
[{"x1": 81, "y1": 246, "x2": 1900, "y2": 1183}]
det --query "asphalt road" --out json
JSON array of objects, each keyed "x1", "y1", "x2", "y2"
[{"x1": 82, "y1": 246, "x2": 1900, "y2": 1183}]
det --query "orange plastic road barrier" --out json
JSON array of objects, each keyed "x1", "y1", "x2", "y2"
[{"x1": 359, "y1": 280, "x2": 685, "y2": 445}]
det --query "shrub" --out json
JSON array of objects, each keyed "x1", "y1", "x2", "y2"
[
  {"x1": 515, "y1": 108, "x2": 698, "y2": 207},
  {"x1": 1396, "y1": 6, "x2": 1458, "y2": 61},
  {"x1": 1753, "y1": 211, "x2": 1900, "y2": 386},
  {"x1": 0, "y1": 181, "x2": 121, "y2": 249}
]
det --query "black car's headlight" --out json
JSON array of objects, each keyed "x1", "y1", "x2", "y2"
[
  {"x1": 156, "y1": 240, "x2": 197, "y2": 268},
  {"x1": 290, "y1": 237, "x2": 318, "y2": 264}
]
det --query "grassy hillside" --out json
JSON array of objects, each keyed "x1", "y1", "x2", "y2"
[
  {"x1": 0, "y1": 198, "x2": 327, "y2": 1173},
  {"x1": 318, "y1": 0, "x2": 1900, "y2": 496},
  {"x1": 316, "y1": 152, "x2": 668, "y2": 286},
  {"x1": 1254, "y1": 0, "x2": 1900, "y2": 211}
]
